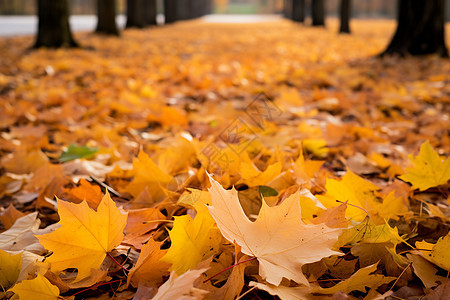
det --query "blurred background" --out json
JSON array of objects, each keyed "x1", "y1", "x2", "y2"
[{"x1": 0, "y1": 0, "x2": 420, "y2": 19}]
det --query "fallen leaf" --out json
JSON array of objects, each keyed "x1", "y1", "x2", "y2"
[
  {"x1": 399, "y1": 141, "x2": 450, "y2": 191},
  {"x1": 208, "y1": 175, "x2": 342, "y2": 286},
  {"x1": 126, "y1": 150, "x2": 172, "y2": 201},
  {"x1": 62, "y1": 178, "x2": 104, "y2": 209},
  {"x1": 0, "y1": 204, "x2": 26, "y2": 230},
  {"x1": 0, "y1": 212, "x2": 43, "y2": 253},
  {"x1": 407, "y1": 253, "x2": 447, "y2": 289},
  {"x1": 161, "y1": 209, "x2": 222, "y2": 275},
  {"x1": 58, "y1": 144, "x2": 98, "y2": 162},
  {"x1": 0, "y1": 249, "x2": 22, "y2": 290},
  {"x1": 10, "y1": 273, "x2": 59, "y2": 300},
  {"x1": 312, "y1": 262, "x2": 396, "y2": 294},
  {"x1": 416, "y1": 233, "x2": 450, "y2": 272},
  {"x1": 36, "y1": 191, "x2": 127, "y2": 282},
  {"x1": 127, "y1": 239, "x2": 170, "y2": 289},
  {"x1": 151, "y1": 268, "x2": 208, "y2": 300}
]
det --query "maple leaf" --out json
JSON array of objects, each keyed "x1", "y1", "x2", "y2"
[
  {"x1": 125, "y1": 150, "x2": 172, "y2": 201},
  {"x1": 0, "y1": 204, "x2": 25, "y2": 230},
  {"x1": 152, "y1": 268, "x2": 208, "y2": 300},
  {"x1": 416, "y1": 233, "x2": 450, "y2": 271},
  {"x1": 399, "y1": 141, "x2": 450, "y2": 191},
  {"x1": 207, "y1": 175, "x2": 342, "y2": 286},
  {"x1": 127, "y1": 239, "x2": 170, "y2": 288},
  {"x1": 0, "y1": 249, "x2": 22, "y2": 291},
  {"x1": 36, "y1": 191, "x2": 127, "y2": 282},
  {"x1": 317, "y1": 169, "x2": 380, "y2": 222},
  {"x1": 250, "y1": 263, "x2": 395, "y2": 298},
  {"x1": 63, "y1": 178, "x2": 104, "y2": 209},
  {"x1": 161, "y1": 209, "x2": 222, "y2": 275},
  {"x1": 0, "y1": 212, "x2": 43, "y2": 253},
  {"x1": 197, "y1": 247, "x2": 248, "y2": 300},
  {"x1": 313, "y1": 262, "x2": 396, "y2": 294},
  {"x1": 407, "y1": 253, "x2": 447, "y2": 289},
  {"x1": 10, "y1": 273, "x2": 59, "y2": 300},
  {"x1": 292, "y1": 149, "x2": 324, "y2": 185}
]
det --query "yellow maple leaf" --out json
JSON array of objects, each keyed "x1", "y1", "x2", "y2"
[
  {"x1": 160, "y1": 209, "x2": 222, "y2": 275},
  {"x1": 208, "y1": 175, "x2": 342, "y2": 286},
  {"x1": 0, "y1": 250, "x2": 22, "y2": 291},
  {"x1": 239, "y1": 153, "x2": 282, "y2": 186},
  {"x1": 313, "y1": 262, "x2": 396, "y2": 294},
  {"x1": 292, "y1": 149, "x2": 324, "y2": 184},
  {"x1": 399, "y1": 141, "x2": 450, "y2": 191},
  {"x1": 336, "y1": 218, "x2": 406, "y2": 249},
  {"x1": 126, "y1": 150, "x2": 172, "y2": 201},
  {"x1": 416, "y1": 233, "x2": 450, "y2": 271},
  {"x1": 36, "y1": 191, "x2": 127, "y2": 282},
  {"x1": 251, "y1": 263, "x2": 395, "y2": 298},
  {"x1": 10, "y1": 274, "x2": 59, "y2": 300},
  {"x1": 317, "y1": 170, "x2": 380, "y2": 221}
]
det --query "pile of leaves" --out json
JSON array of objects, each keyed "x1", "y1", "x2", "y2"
[{"x1": 0, "y1": 19, "x2": 449, "y2": 299}]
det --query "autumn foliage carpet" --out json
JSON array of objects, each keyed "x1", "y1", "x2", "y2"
[{"x1": 0, "y1": 19, "x2": 449, "y2": 299}]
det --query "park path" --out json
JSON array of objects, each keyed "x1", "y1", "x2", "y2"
[{"x1": 0, "y1": 14, "x2": 281, "y2": 37}]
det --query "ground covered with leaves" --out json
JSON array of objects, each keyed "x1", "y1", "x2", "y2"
[{"x1": 0, "y1": 18, "x2": 449, "y2": 299}]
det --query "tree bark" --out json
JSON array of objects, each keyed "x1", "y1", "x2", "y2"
[
  {"x1": 164, "y1": 0, "x2": 177, "y2": 24},
  {"x1": 34, "y1": 0, "x2": 78, "y2": 48},
  {"x1": 283, "y1": 0, "x2": 292, "y2": 19},
  {"x1": 143, "y1": 0, "x2": 157, "y2": 26},
  {"x1": 95, "y1": 0, "x2": 119, "y2": 35},
  {"x1": 312, "y1": 0, "x2": 325, "y2": 26},
  {"x1": 190, "y1": 0, "x2": 206, "y2": 19},
  {"x1": 126, "y1": 0, "x2": 145, "y2": 28},
  {"x1": 176, "y1": 0, "x2": 190, "y2": 21},
  {"x1": 292, "y1": 0, "x2": 305, "y2": 23},
  {"x1": 381, "y1": 0, "x2": 448, "y2": 57},
  {"x1": 339, "y1": 0, "x2": 351, "y2": 33}
]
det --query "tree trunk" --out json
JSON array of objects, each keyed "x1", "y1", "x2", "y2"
[
  {"x1": 95, "y1": 0, "x2": 119, "y2": 35},
  {"x1": 34, "y1": 0, "x2": 78, "y2": 48},
  {"x1": 143, "y1": 0, "x2": 157, "y2": 26},
  {"x1": 164, "y1": 0, "x2": 178, "y2": 24},
  {"x1": 190, "y1": 0, "x2": 205, "y2": 19},
  {"x1": 339, "y1": 0, "x2": 351, "y2": 33},
  {"x1": 381, "y1": 0, "x2": 448, "y2": 57},
  {"x1": 177, "y1": 0, "x2": 190, "y2": 21},
  {"x1": 283, "y1": 0, "x2": 292, "y2": 19},
  {"x1": 126, "y1": 0, "x2": 145, "y2": 28},
  {"x1": 312, "y1": 0, "x2": 325, "y2": 26},
  {"x1": 292, "y1": 0, "x2": 305, "y2": 23}
]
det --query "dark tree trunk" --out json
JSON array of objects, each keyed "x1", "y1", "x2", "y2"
[
  {"x1": 283, "y1": 0, "x2": 292, "y2": 19},
  {"x1": 126, "y1": 0, "x2": 145, "y2": 28},
  {"x1": 381, "y1": 0, "x2": 448, "y2": 57},
  {"x1": 190, "y1": 0, "x2": 205, "y2": 19},
  {"x1": 34, "y1": 0, "x2": 78, "y2": 48},
  {"x1": 177, "y1": 0, "x2": 190, "y2": 21},
  {"x1": 164, "y1": 0, "x2": 178, "y2": 24},
  {"x1": 95, "y1": 0, "x2": 119, "y2": 35},
  {"x1": 312, "y1": 0, "x2": 325, "y2": 26},
  {"x1": 292, "y1": 0, "x2": 305, "y2": 23},
  {"x1": 339, "y1": 0, "x2": 351, "y2": 33},
  {"x1": 204, "y1": 0, "x2": 212, "y2": 15},
  {"x1": 143, "y1": 0, "x2": 157, "y2": 26}
]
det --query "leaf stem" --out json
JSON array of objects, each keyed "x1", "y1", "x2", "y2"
[
  {"x1": 336, "y1": 200, "x2": 369, "y2": 218},
  {"x1": 203, "y1": 256, "x2": 256, "y2": 283},
  {"x1": 236, "y1": 286, "x2": 257, "y2": 300},
  {"x1": 107, "y1": 252, "x2": 130, "y2": 273},
  {"x1": 68, "y1": 279, "x2": 123, "y2": 298},
  {"x1": 388, "y1": 263, "x2": 412, "y2": 291}
]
